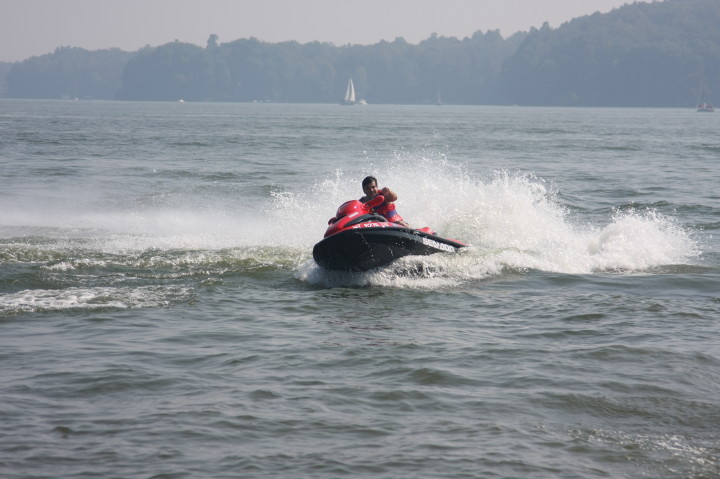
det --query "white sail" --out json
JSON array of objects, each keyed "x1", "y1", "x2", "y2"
[{"x1": 343, "y1": 78, "x2": 356, "y2": 104}]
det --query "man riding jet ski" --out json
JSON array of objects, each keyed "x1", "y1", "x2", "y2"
[
  {"x1": 358, "y1": 176, "x2": 411, "y2": 228},
  {"x1": 312, "y1": 177, "x2": 466, "y2": 272}
]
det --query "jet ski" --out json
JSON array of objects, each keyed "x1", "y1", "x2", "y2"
[{"x1": 313, "y1": 195, "x2": 467, "y2": 272}]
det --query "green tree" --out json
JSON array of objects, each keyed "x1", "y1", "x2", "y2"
[{"x1": 6, "y1": 47, "x2": 130, "y2": 99}]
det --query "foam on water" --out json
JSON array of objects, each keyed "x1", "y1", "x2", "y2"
[
  {"x1": 293, "y1": 156, "x2": 701, "y2": 287},
  {"x1": 0, "y1": 155, "x2": 702, "y2": 294},
  {"x1": 0, "y1": 285, "x2": 193, "y2": 314}
]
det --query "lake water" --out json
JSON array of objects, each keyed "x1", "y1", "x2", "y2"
[{"x1": 1, "y1": 100, "x2": 719, "y2": 478}]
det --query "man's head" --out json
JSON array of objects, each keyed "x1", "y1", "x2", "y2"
[{"x1": 362, "y1": 176, "x2": 378, "y2": 197}]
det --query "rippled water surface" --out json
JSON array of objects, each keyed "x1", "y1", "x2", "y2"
[{"x1": 1, "y1": 100, "x2": 719, "y2": 478}]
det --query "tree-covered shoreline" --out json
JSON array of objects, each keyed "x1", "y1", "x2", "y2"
[{"x1": 2, "y1": 0, "x2": 718, "y2": 107}]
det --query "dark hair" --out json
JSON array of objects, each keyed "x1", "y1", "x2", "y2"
[{"x1": 362, "y1": 176, "x2": 377, "y2": 188}]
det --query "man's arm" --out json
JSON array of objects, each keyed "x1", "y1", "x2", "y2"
[{"x1": 380, "y1": 187, "x2": 398, "y2": 202}]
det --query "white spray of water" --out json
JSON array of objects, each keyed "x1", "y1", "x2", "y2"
[
  {"x1": 1, "y1": 155, "x2": 700, "y2": 287},
  {"x1": 293, "y1": 156, "x2": 701, "y2": 287}
]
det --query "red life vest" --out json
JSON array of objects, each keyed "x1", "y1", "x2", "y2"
[{"x1": 363, "y1": 195, "x2": 405, "y2": 224}]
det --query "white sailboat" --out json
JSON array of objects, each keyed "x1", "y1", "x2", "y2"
[
  {"x1": 341, "y1": 78, "x2": 356, "y2": 105},
  {"x1": 696, "y1": 82, "x2": 715, "y2": 112}
]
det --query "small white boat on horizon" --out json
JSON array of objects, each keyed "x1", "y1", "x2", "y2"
[
  {"x1": 696, "y1": 83, "x2": 714, "y2": 112},
  {"x1": 341, "y1": 78, "x2": 356, "y2": 105},
  {"x1": 697, "y1": 102, "x2": 714, "y2": 112}
]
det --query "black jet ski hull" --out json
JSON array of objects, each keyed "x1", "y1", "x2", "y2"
[{"x1": 313, "y1": 227, "x2": 465, "y2": 272}]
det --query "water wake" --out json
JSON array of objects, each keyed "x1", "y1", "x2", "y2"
[
  {"x1": 293, "y1": 157, "x2": 701, "y2": 287},
  {"x1": 0, "y1": 156, "x2": 702, "y2": 294}
]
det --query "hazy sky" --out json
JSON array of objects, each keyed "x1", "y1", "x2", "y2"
[{"x1": 1, "y1": 0, "x2": 633, "y2": 62}]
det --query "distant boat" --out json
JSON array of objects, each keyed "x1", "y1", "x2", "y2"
[
  {"x1": 341, "y1": 78, "x2": 356, "y2": 105},
  {"x1": 696, "y1": 83, "x2": 714, "y2": 112},
  {"x1": 697, "y1": 102, "x2": 714, "y2": 112}
]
